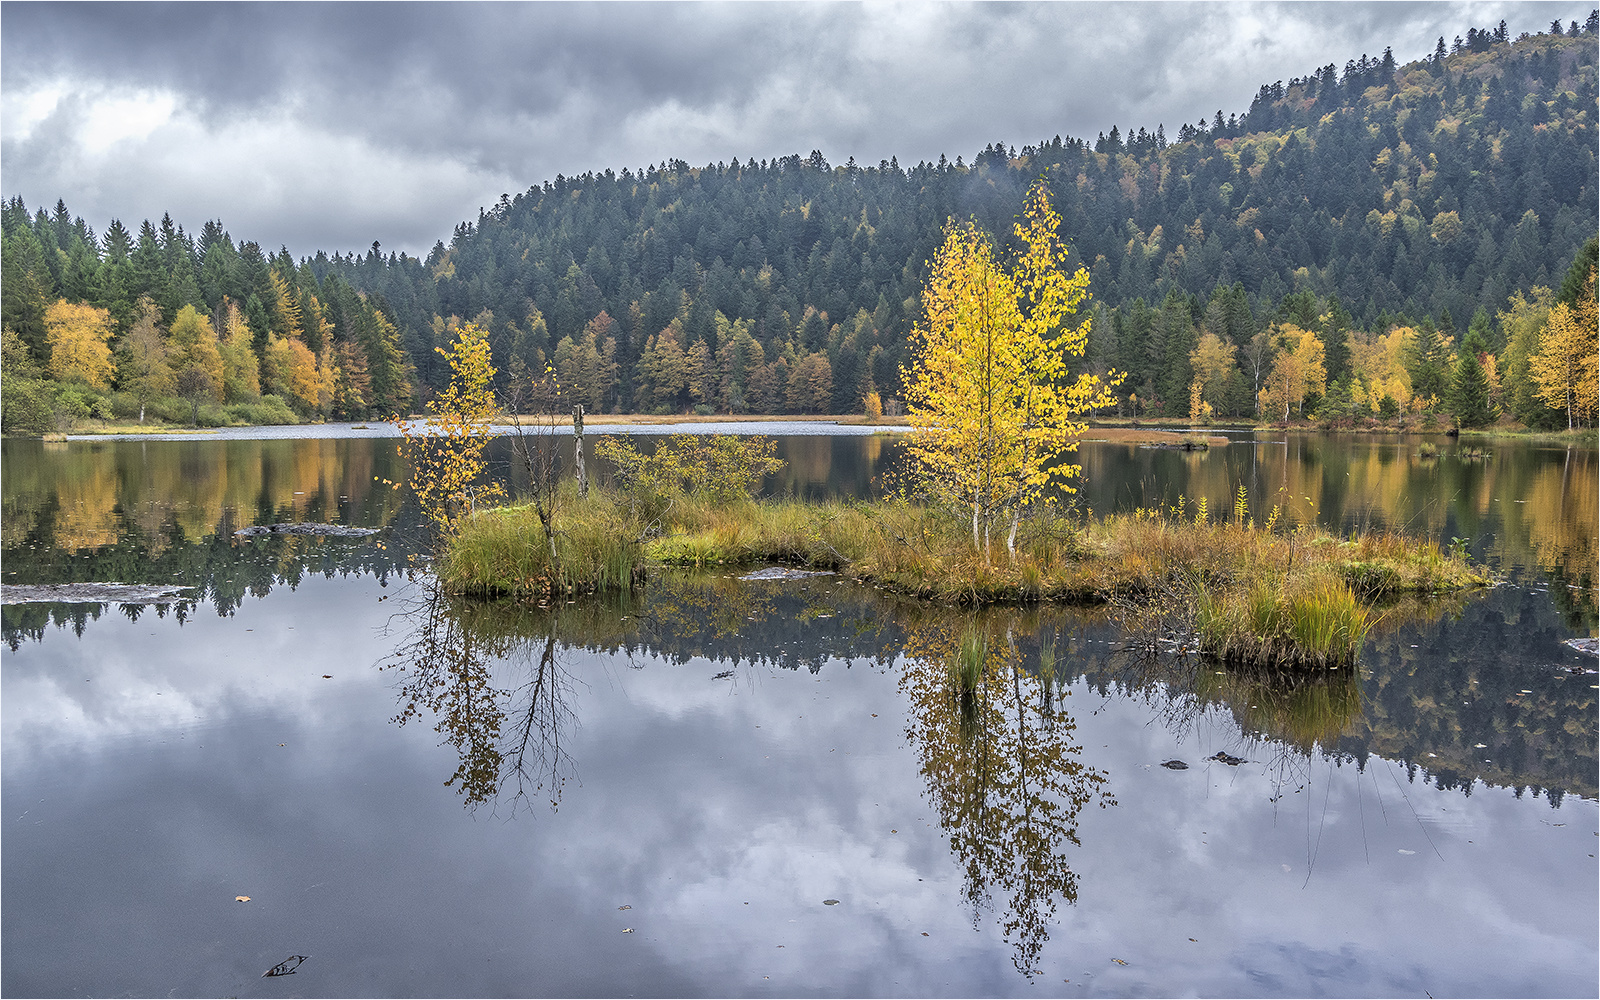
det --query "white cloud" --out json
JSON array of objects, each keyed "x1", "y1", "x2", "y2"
[
  {"x1": 1, "y1": 2, "x2": 1586, "y2": 255},
  {"x1": 1, "y1": 82, "x2": 65, "y2": 141},
  {"x1": 2, "y1": 81, "x2": 516, "y2": 254},
  {"x1": 78, "y1": 88, "x2": 175, "y2": 154}
]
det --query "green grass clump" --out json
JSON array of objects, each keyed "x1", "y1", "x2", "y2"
[
  {"x1": 440, "y1": 488, "x2": 643, "y2": 597},
  {"x1": 1196, "y1": 571, "x2": 1372, "y2": 670},
  {"x1": 947, "y1": 627, "x2": 988, "y2": 695}
]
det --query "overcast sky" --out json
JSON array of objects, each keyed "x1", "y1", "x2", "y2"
[{"x1": 1, "y1": 1, "x2": 1586, "y2": 258}]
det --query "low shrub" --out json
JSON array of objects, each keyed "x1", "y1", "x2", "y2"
[
  {"x1": 226, "y1": 395, "x2": 299, "y2": 425},
  {"x1": 1, "y1": 378, "x2": 55, "y2": 435}
]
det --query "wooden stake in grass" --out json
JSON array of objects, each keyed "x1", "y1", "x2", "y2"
[{"x1": 574, "y1": 404, "x2": 588, "y2": 499}]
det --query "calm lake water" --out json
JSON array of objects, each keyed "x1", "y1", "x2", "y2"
[{"x1": 2, "y1": 430, "x2": 1595, "y2": 997}]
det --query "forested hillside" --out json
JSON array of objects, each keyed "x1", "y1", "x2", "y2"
[{"x1": 3, "y1": 18, "x2": 1596, "y2": 432}]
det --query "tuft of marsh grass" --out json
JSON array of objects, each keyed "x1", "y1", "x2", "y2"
[
  {"x1": 1195, "y1": 571, "x2": 1372, "y2": 670},
  {"x1": 947, "y1": 626, "x2": 988, "y2": 697}
]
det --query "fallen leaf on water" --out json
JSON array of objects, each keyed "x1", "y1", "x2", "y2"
[
  {"x1": 262, "y1": 955, "x2": 307, "y2": 977},
  {"x1": 1189, "y1": 938, "x2": 1197, "y2": 942},
  {"x1": 1112, "y1": 958, "x2": 1129, "y2": 966},
  {"x1": 235, "y1": 896, "x2": 251, "y2": 902},
  {"x1": 618, "y1": 905, "x2": 631, "y2": 910},
  {"x1": 322, "y1": 675, "x2": 332, "y2": 679},
  {"x1": 921, "y1": 932, "x2": 929, "y2": 937},
  {"x1": 621, "y1": 928, "x2": 634, "y2": 933}
]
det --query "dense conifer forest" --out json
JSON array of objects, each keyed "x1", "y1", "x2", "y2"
[{"x1": 3, "y1": 17, "x2": 1596, "y2": 432}]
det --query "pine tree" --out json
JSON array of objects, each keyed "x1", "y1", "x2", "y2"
[{"x1": 1448, "y1": 348, "x2": 1496, "y2": 427}]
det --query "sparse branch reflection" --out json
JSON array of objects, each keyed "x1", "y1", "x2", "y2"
[{"x1": 383, "y1": 586, "x2": 583, "y2": 813}]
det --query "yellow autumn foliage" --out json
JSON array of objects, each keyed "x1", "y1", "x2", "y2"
[
  {"x1": 44, "y1": 299, "x2": 116, "y2": 390},
  {"x1": 902, "y1": 179, "x2": 1119, "y2": 559},
  {"x1": 395, "y1": 321, "x2": 506, "y2": 539},
  {"x1": 1530, "y1": 273, "x2": 1599, "y2": 429}
]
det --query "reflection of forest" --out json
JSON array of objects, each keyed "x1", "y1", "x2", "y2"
[
  {"x1": 574, "y1": 432, "x2": 902, "y2": 501},
  {"x1": 432, "y1": 573, "x2": 1595, "y2": 803},
  {"x1": 1074, "y1": 586, "x2": 1597, "y2": 802},
  {"x1": 1, "y1": 438, "x2": 412, "y2": 646}
]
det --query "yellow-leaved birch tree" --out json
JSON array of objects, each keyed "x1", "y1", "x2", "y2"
[
  {"x1": 393, "y1": 321, "x2": 506, "y2": 542},
  {"x1": 902, "y1": 179, "x2": 1120, "y2": 561},
  {"x1": 1530, "y1": 274, "x2": 1599, "y2": 430}
]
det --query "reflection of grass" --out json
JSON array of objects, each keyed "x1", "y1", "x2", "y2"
[
  {"x1": 1195, "y1": 664, "x2": 1364, "y2": 749},
  {"x1": 947, "y1": 626, "x2": 988, "y2": 697}
]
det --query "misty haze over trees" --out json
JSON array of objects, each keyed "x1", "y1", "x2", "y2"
[{"x1": 3, "y1": 17, "x2": 1596, "y2": 432}]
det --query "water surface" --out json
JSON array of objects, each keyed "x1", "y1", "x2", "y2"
[{"x1": 2, "y1": 432, "x2": 1594, "y2": 997}]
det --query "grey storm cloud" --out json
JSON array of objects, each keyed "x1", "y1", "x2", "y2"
[{"x1": 1, "y1": 1, "x2": 1583, "y2": 255}]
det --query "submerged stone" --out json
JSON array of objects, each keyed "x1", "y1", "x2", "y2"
[
  {"x1": 235, "y1": 523, "x2": 379, "y2": 538},
  {"x1": 1, "y1": 583, "x2": 194, "y2": 605},
  {"x1": 738, "y1": 567, "x2": 836, "y2": 582}
]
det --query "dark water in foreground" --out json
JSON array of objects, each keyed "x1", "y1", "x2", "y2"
[{"x1": 2, "y1": 432, "x2": 1595, "y2": 997}]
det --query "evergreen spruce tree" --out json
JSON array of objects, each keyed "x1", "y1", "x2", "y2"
[{"x1": 1448, "y1": 348, "x2": 1496, "y2": 427}]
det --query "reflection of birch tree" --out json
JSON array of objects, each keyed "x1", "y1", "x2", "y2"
[
  {"x1": 383, "y1": 586, "x2": 579, "y2": 814},
  {"x1": 900, "y1": 613, "x2": 1116, "y2": 976}
]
